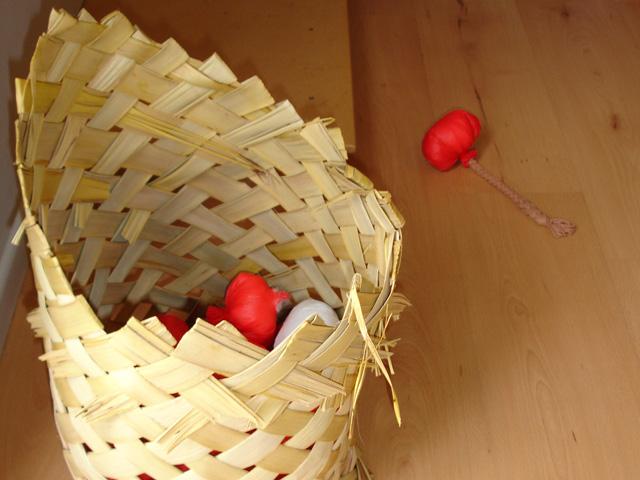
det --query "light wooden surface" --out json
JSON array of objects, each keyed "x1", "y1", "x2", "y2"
[
  {"x1": 350, "y1": 0, "x2": 640, "y2": 479},
  {"x1": 3, "y1": 0, "x2": 640, "y2": 479}
]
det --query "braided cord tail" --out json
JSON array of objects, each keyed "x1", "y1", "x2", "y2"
[{"x1": 467, "y1": 159, "x2": 576, "y2": 238}]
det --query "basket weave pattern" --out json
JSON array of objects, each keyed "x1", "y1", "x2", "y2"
[{"x1": 14, "y1": 8, "x2": 407, "y2": 480}]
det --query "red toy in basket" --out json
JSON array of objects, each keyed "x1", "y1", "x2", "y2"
[
  {"x1": 157, "y1": 273, "x2": 290, "y2": 348},
  {"x1": 206, "y1": 272, "x2": 291, "y2": 349},
  {"x1": 157, "y1": 313, "x2": 189, "y2": 342}
]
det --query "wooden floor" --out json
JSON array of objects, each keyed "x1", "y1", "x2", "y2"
[
  {"x1": 350, "y1": 0, "x2": 640, "y2": 479},
  {"x1": 2, "y1": 0, "x2": 640, "y2": 479}
]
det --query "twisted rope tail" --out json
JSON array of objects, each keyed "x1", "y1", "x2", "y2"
[{"x1": 466, "y1": 158, "x2": 577, "y2": 238}]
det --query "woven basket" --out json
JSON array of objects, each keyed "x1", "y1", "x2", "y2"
[{"x1": 12, "y1": 8, "x2": 408, "y2": 480}]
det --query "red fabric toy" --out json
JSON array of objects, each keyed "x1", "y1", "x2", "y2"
[
  {"x1": 157, "y1": 313, "x2": 190, "y2": 342},
  {"x1": 422, "y1": 109, "x2": 481, "y2": 171},
  {"x1": 206, "y1": 272, "x2": 291, "y2": 349},
  {"x1": 422, "y1": 109, "x2": 576, "y2": 238}
]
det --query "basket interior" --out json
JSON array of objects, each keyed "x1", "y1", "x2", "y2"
[{"x1": 16, "y1": 8, "x2": 404, "y2": 332}]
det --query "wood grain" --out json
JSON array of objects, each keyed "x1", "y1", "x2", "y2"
[
  {"x1": 349, "y1": 0, "x2": 640, "y2": 479},
  {"x1": 3, "y1": 0, "x2": 640, "y2": 479}
]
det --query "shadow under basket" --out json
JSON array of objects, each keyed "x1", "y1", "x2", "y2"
[{"x1": 13, "y1": 8, "x2": 409, "y2": 480}]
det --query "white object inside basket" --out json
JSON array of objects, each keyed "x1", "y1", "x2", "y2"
[{"x1": 274, "y1": 299, "x2": 340, "y2": 347}]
